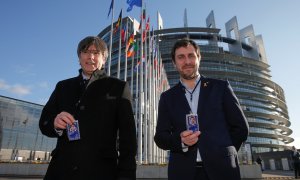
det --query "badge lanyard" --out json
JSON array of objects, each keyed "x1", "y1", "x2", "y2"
[
  {"x1": 184, "y1": 79, "x2": 201, "y2": 114},
  {"x1": 184, "y1": 79, "x2": 201, "y2": 102},
  {"x1": 184, "y1": 79, "x2": 202, "y2": 161}
]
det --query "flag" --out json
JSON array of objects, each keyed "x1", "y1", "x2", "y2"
[
  {"x1": 141, "y1": 9, "x2": 146, "y2": 20},
  {"x1": 126, "y1": 33, "x2": 135, "y2": 50},
  {"x1": 113, "y1": 9, "x2": 122, "y2": 34},
  {"x1": 134, "y1": 54, "x2": 144, "y2": 71},
  {"x1": 127, "y1": 44, "x2": 135, "y2": 57},
  {"x1": 142, "y1": 16, "x2": 150, "y2": 42},
  {"x1": 134, "y1": 60, "x2": 141, "y2": 71},
  {"x1": 121, "y1": 25, "x2": 127, "y2": 42},
  {"x1": 145, "y1": 17, "x2": 150, "y2": 31},
  {"x1": 154, "y1": 58, "x2": 158, "y2": 69},
  {"x1": 126, "y1": 0, "x2": 142, "y2": 12},
  {"x1": 107, "y1": 0, "x2": 114, "y2": 18},
  {"x1": 127, "y1": 41, "x2": 138, "y2": 57},
  {"x1": 157, "y1": 11, "x2": 164, "y2": 30},
  {"x1": 138, "y1": 19, "x2": 142, "y2": 31},
  {"x1": 134, "y1": 40, "x2": 139, "y2": 52},
  {"x1": 150, "y1": 27, "x2": 154, "y2": 52}
]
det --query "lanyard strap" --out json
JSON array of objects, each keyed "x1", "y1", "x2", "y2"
[{"x1": 184, "y1": 79, "x2": 201, "y2": 102}]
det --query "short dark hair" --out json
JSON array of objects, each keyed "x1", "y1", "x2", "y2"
[
  {"x1": 77, "y1": 36, "x2": 108, "y2": 60},
  {"x1": 171, "y1": 38, "x2": 201, "y2": 62}
]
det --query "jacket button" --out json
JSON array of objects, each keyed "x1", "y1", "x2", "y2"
[{"x1": 80, "y1": 105, "x2": 85, "y2": 110}]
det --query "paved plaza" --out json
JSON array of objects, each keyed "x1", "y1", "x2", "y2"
[{"x1": 0, "y1": 170, "x2": 297, "y2": 180}]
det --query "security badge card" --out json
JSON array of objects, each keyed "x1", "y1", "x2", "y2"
[
  {"x1": 67, "y1": 120, "x2": 81, "y2": 141},
  {"x1": 186, "y1": 114, "x2": 199, "y2": 132}
]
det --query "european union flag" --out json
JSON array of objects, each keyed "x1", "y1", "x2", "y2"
[{"x1": 126, "y1": 0, "x2": 142, "y2": 12}]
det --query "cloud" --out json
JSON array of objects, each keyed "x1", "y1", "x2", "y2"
[
  {"x1": 0, "y1": 79, "x2": 31, "y2": 96},
  {"x1": 10, "y1": 84, "x2": 31, "y2": 95},
  {"x1": 290, "y1": 137, "x2": 300, "y2": 149},
  {"x1": 38, "y1": 81, "x2": 49, "y2": 89},
  {"x1": 0, "y1": 79, "x2": 9, "y2": 90}
]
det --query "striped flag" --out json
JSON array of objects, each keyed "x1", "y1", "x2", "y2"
[
  {"x1": 142, "y1": 16, "x2": 150, "y2": 42},
  {"x1": 126, "y1": 33, "x2": 135, "y2": 50},
  {"x1": 127, "y1": 44, "x2": 135, "y2": 57},
  {"x1": 121, "y1": 24, "x2": 127, "y2": 42},
  {"x1": 113, "y1": 9, "x2": 122, "y2": 34},
  {"x1": 127, "y1": 41, "x2": 138, "y2": 57}
]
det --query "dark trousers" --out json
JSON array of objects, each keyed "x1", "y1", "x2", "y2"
[
  {"x1": 294, "y1": 163, "x2": 300, "y2": 178},
  {"x1": 194, "y1": 162, "x2": 210, "y2": 180}
]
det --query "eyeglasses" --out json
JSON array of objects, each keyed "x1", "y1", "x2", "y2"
[{"x1": 81, "y1": 50, "x2": 101, "y2": 57}]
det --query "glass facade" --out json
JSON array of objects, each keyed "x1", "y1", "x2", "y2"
[
  {"x1": 0, "y1": 95, "x2": 56, "y2": 162},
  {"x1": 98, "y1": 17, "x2": 171, "y2": 164}
]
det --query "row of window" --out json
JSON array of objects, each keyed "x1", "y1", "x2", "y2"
[{"x1": 0, "y1": 97, "x2": 56, "y2": 153}]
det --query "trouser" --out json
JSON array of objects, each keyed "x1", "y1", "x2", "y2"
[
  {"x1": 294, "y1": 163, "x2": 300, "y2": 178},
  {"x1": 194, "y1": 162, "x2": 210, "y2": 180}
]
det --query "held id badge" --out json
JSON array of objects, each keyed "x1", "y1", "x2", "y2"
[
  {"x1": 186, "y1": 114, "x2": 199, "y2": 132},
  {"x1": 67, "y1": 120, "x2": 81, "y2": 141}
]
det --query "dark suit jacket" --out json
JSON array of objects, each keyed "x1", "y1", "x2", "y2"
[
  {"x1": 39, "y1": 69, "x2": 137, "y2": 180},
  {"x1": 292, "y1": 150, "x2": 300, "y2": 164},
  {"x1": 154, "y1": 76, "x2": 249, "y2": 180}
]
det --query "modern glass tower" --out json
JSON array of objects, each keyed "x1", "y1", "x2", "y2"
[
  {"x1": 0, "y1": 95, "x2": 56, "y2": 162},
  {"x1": 98, "y1": 10, "x2": 293, "y2": 163}
]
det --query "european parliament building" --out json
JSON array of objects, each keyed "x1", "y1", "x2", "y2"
[
  {"x1": 154, "y1": 12, "x2": 294, "y2": 153},
  {"x1": 98, "y1": 10, "x2": 293, "y2": 164},
  {"x1": 0, "y1": 11, "x2": 293, "y2": 164},
  {"x1": 0, "y1": 95, "x2": 55, "y2": 161}
]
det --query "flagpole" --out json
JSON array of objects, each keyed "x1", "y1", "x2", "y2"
[
  {"x1": 138, "y1": 0, "x2": 144, "y2": 164},
  {"x1": 107, "y1": 0, "x2": 114, "y2": 76},
  {"x1": 148, "y1": 27, "x2": 153, "y2": 164},
  {"x1": 130, "y1": 55, "x2": 134, "y2": 95},
  {"x1": 143, "y1": 22, "x2": 148, "y2": 165},
  {"x1": 153, "y1": 30, "x2": 156, "y2": 164},
  {"x1": 156, "y1": 30, "x2": 161, "y2": 163},
  {"x1": 117, "y1": 9, "x2": 123, "y2": 79},
  {"x1": 152, "y1": 28, "x2": 157, "y2": 164},
  {"x1": 135, "y1": 49, "x2": 139, "y2": 152},
  {"x1": 148, "y1": 19, "x2": 153, "y2": 165},
  {"x1": 124, "y1": 18, "x2": 129, "y2": 81}
]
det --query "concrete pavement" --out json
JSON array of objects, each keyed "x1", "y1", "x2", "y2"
[
  {"x1": 262, "y1": 170, "x2": 295, "y2": 179},
  {"x1": 0, "y1": 170, "x2": 296, "y2": 180}
]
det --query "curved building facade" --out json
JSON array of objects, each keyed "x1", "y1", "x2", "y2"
[
  {"x1": 0, "y1": 95, "x2": 55, "y2": 162},
  {"x1": 155, "y1": 13, "x2": 293, "y2": 153},
  {"x1": 98, "y1": 11, "x2": 292, "y2": 163}
]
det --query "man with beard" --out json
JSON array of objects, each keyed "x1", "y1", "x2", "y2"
[{"x1": 154, "y1": 38, "x2": 249, "y2": 180}]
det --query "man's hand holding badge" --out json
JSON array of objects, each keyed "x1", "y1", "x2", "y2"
[
  {"x1": 54, "y1": 111, "x2": 81, "y2": 141},
  {"x1": 67, "y1": 120, "x2": 81, "y2": 141},
  {"x1": 186, "y1": 114, "x2": 199, "y2": 132},
  {"x1": 180, "y1": 113, "x2": 201, "y2": 146}
]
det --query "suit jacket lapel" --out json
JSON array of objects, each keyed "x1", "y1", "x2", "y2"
[
  {"x1": 175, "y1": 83, "x2": 191, "y2": 114},
  {"x1": 197, "y1": 76, "x2": 210, "y2": 121}
]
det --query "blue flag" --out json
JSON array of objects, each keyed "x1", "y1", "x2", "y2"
[
  {"x1": 107, "y1": 0, "x2": 114, "y2": 17},
  {"x1": 126, "y1": 0, "x2": 142, "y2": 12}
]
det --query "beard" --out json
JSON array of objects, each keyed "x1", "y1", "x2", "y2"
[{"x1": 179, "y1": 66, "x2": 199, "y2": 80}]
